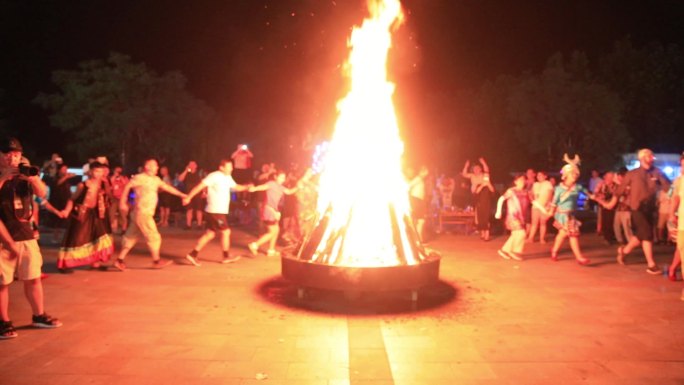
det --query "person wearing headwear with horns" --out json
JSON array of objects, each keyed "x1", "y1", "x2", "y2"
[{"x1": 544, "y1": 154, "x2": 596, "y2": 265}]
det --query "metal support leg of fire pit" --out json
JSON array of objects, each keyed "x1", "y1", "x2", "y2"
[
  {"x1": 411, "y1": 290, "x2": 418, "y2": 302},
  {"x1": 410, "y1": 290, "x2": 419, "y2": 311}
]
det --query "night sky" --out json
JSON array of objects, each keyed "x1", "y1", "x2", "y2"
[{"x1": 2, "y1": 0, "x2": 684, "y2": 164}]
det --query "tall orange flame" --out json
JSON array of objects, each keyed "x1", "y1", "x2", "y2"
[{"x1": 310, "y1": 0, "x2": 419, "y2": 267}]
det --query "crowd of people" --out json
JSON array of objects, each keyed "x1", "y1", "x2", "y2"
[
  {"x1": 1, "y1": 136, "x2": 682, "y2": 339},
  {"x1": 423, "y1": 149, "x2": 682, "y2": 301},
  {"x1": 0, "y1": 139, "x2": 316, "y2": 339}
]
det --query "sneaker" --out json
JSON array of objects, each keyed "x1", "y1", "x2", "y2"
[
  {"x1": 646, "y1": 265, "x2": 660, "y2": 275},
  {"x1": 0, "y1": 320, "x2": 18, "y2": 339},
  {"x1": 185, "y1": 254, "x2": 201, "y2": 267},
  {"x1": 266, "y1": 249, "x2": 281, "y2": 258},
  {"x1": 248, "y1": 242, "x2": 259, "y2": 256},
  {"x1": 113, "y1": 259, "x2": 126, "y2": 272},
  {"x1": 509, "y1": 253, "x2": 523, "y2": 261},
  {"x1": 151, "y1": 259, "x2": 173, "y2": 269},
  {"x1": 221, "y1": 255, "x2": 241, "y2": 264},
  {"x1": 32, "y1": 313, "x2": 63, "y2": 329}
]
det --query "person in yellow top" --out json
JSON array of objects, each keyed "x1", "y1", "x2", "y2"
[{"x1": 112, "y1": 158, "x2": 187, "y2": 271}]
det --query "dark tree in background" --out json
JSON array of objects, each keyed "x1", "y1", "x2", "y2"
[
  {"x1": 34, "y1": 53, "x2": 215, "y2": 170},
  {"x1": 505, "y1": 52, "x2": 628, "y2": 170},
  {"x1": 454, "y1": 39, "x2": 684, "y2": 175},
  {"x1": 0, "y1": 89, "x2": 13, "y2": 139},
  {"x1": 598, "y1": 38, "x2": 684, "y2": 152}
]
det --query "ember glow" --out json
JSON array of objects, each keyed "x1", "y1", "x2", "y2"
[{"x1": 308, "y1": 0, "x2": 422, "y2": 267}]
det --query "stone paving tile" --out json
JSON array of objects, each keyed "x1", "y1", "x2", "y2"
[
  {"x1": 202, "y1": 360, "x2": 290, "y2": 379},
  {"x1": 1, "y1": 228, "x2": 683, "y2": 385},
  {"x1": 287, "y1": 362, "x2": 350, "y2": 379}
]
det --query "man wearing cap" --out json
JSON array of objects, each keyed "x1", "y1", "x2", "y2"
[
  {"x1": 0, "y1": 138, "x2": 62, "y2": 339},
  {"x1": 615, "y1": 148, "x2": 670, "y2": 274}
]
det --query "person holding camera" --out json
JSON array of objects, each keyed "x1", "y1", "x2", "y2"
[
  {"x1": 0, "y1": 138, "x2": 62, "y2": 339},
  {"x1": 230, "y1": 144, "x2": 254, "y2": 185}
]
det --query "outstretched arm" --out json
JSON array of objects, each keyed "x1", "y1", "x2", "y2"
[
  {"x1": 494, "y1": 194, "x2": 506, "y2": 219},
  {"x1": 27, "y1": 175, "x2": 47, "y2": 199},
  {"x1": 232, "y1": 183, "x2": 252, "y2": 192},
  {"x1": 461, "y1": 160, "x2": 471, "y2": 178},
  {"x1": 160, "y1": 181, "x2": 187, "y2": 198},
  {"x1": 249, "y1": 183, "x2": 270, "y2": 193},
  {"x1": 478, "y1": 157, "x2": 490, "y2": 174},
  {"x1": 182, "y1": 182, "x2": 206, "y2": 205},
  {"x1": 59, "y1": 183, "x2": 86, "y2": 218}
]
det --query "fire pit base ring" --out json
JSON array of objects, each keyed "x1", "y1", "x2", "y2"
[{"x1": 281, "y1": 254, "x2": 440, "y2": 302}]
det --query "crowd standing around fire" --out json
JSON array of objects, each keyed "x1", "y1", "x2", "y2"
[{"x1": 1, "y1": 136, "x2": 683, "y2": 339}]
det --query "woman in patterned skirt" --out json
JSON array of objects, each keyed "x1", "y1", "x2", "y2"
[{"x1": 57, "y1": 161, "x2": 114, "y2": 273}]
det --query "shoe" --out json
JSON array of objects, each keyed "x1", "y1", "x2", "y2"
[
  {"x1": 497, "y1": 249, "x2": 511, "y2": 260},
  {"x1": 0, "y1": 320, "x2": 18, "y2": 339},
  {"x1": 151, "y1": 259, "x2": 173, "y2": 269},
  {"x1": 576, "y1": 258, "x2": 591, "y2": 266},
  {"x1": 550, "y1": 254, "x2": 559, "y2": 262},
  {"x1": 185, "y1": 254, "x2": 201, "y2": 267},
  {"x1": 32, "y1": 313, "x2": 62, "y2": 329},
  {"x1": 113, "y1": 259, "x2": 126, "y2": 272},
  {"x1": 616, "y1": 246, "x2": 625, "y2": 265},
  {"x1": 266, "y1": 249, "x2": 281, "y2": 258},
  {"x1": 646, "y1": 265, "x2": 660, "y2": 275},
  {"x1": 509, "y1": 253, "x2": 523, "y2": 261},
  {"x1": 248, "y1": 242, "x2": 259, "y2": 256},
  {"x1": 668, "y1": 270, "x2": 677, "y2": 282},
  {"x1": 221, "y1": 255, "x2": 241, "y2": 264}
]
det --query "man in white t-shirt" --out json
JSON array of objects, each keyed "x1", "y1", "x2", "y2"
[{"x1": 182, "y1": 159, "x2": 252, "y2": 266}]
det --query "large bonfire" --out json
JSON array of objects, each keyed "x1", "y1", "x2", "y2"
[{"x1": 299, "y1": 0, "x2": 426, "y2": 268}]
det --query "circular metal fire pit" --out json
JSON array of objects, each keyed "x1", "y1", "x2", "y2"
[{"x1": 281, "y1": 253, "x2": 441, "y2": 301}]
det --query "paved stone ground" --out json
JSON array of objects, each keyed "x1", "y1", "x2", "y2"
[{"x1": 1, "y1": 226, "x2": 683, "y2": 385}]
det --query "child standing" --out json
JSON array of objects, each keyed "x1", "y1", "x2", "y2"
[{"x1": 495, "y1": 174, "x2": 529, "y2": 261}]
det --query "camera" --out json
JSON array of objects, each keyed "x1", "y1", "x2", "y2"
[
  {"x1": 241, "y1": 144, "x2": 248, "y2": 150},
  {"x1": 19, "y1": 163, "x2": 40, "y2": 177}
]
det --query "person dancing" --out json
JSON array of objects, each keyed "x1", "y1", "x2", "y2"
[
  {"x1": 495, "y1": 174, "x2": 529, "y2": 261},
  {"x1": 182, "y1": 159, "x2": 252, "y2": 266},
  {"x1": 547, "y1": 154, "x2": 593, "y2": 265},
  {"x1": 527, "y1": 171, "x2": 554, "y2": 243},
  {"x1": 247, "y1": 170, "x2": 308, "y2": 257},
  {"x1": 57, "y1": 161, "x2": 114, "y2": 273},
  {"x1": 112, "y1": 158, "x2": 187, "y2": 271}
]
